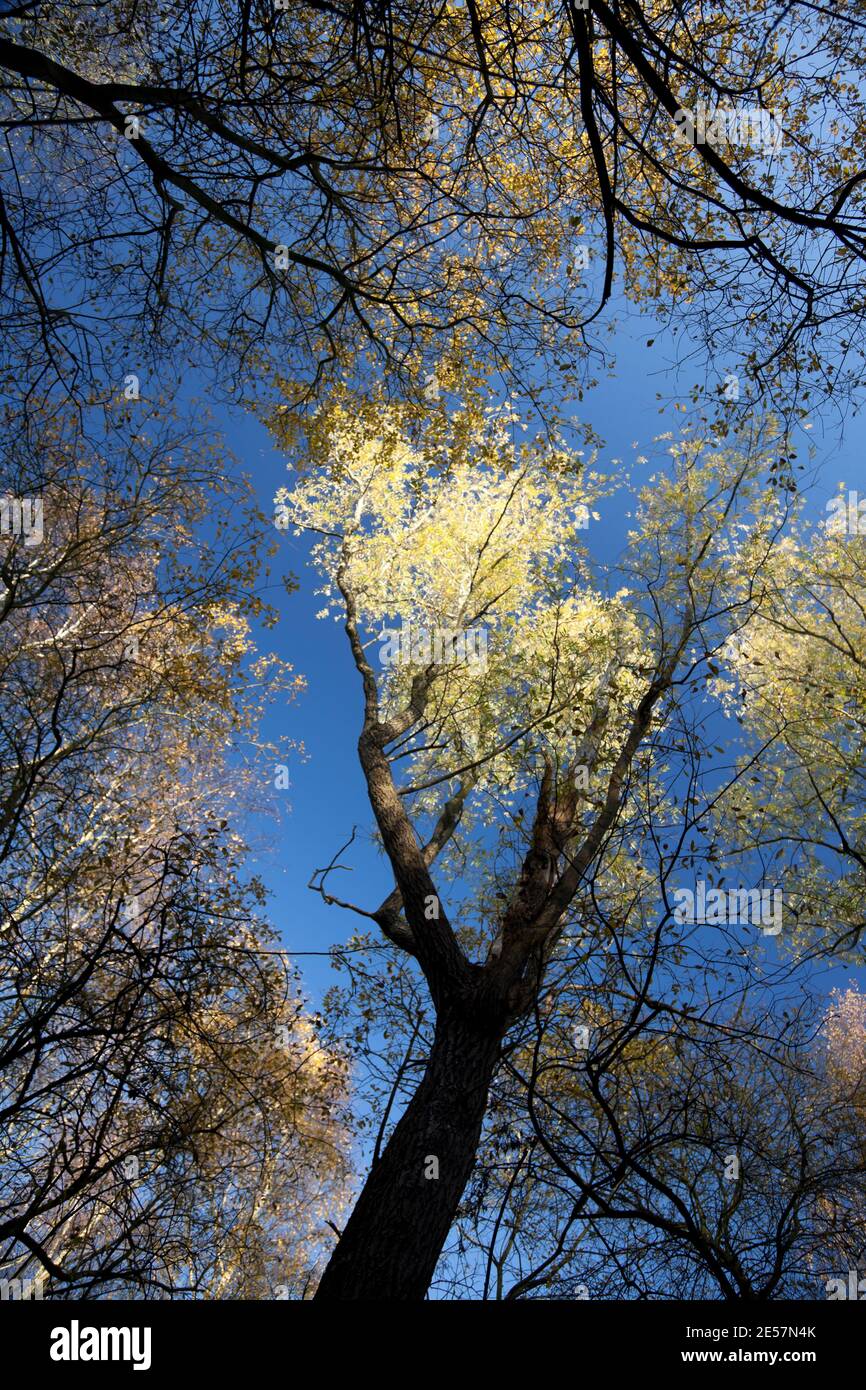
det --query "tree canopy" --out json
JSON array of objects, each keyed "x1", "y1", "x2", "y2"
[
  {"x1": 278, "y1": 390, "x2": 866, "y2": 1299},
  {"x1": 3, "y1": 1, "x2": 866, "y2": 414},
  {"x1": 4, "y1": 0, "x2": 866, "y2": 1313}
]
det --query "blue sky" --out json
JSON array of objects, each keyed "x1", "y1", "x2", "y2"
[{"x1": 209, "y1": 305, "x2": 866, "y2": 1011}]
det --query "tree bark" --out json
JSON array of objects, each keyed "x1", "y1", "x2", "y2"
[{"x1": 314, "y1": 1005, "x2": 502, "y2": 1301}]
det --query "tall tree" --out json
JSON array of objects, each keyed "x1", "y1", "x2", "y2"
[
  {"x1": 0, "y1": 400, "x2": 349, "y2": 1298},
  {"x1": 278, "y1": 392, "x2": 787, "y2": 1298}
]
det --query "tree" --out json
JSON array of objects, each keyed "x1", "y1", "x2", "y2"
[
  {"x1": 2, "y1": 1, "x2": 865, "y2": 412},
  {"x1": 5, "y1": 0, "x2": 866, "y2": 1308},
  {"x1": 818, "y1": 985, "x2": 866, "y2": 1285},
  {"x1": 322, "y1": 805, "x2": 866, "y2": 1300},
  {"x1": 278, "y1": 390, "x2": 792, "y2": 1298},
  {"x1": 471, "y1": 923, "x2": 866, "y2": 1300},
  {"x1": 0, "y1": 399, "x2": 350, "y2": 1298},
  {"x1": 712, "y1": 504, "x2": 866, "y2": 960}
]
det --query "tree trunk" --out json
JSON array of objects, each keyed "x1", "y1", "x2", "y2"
[{"x1": 314, "y1": 1006, "x2": 502, "y2": 1300}]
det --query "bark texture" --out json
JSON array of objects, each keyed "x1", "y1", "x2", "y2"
[{"x1": 314, "y1": 1006, "x2": 502, "y2": 1301}]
